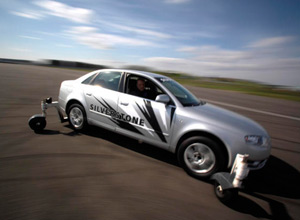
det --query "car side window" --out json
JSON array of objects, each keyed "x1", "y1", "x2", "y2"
[
  {"x1": 90, "y1": 71, "x2": 121, "y2": 91},
  {"x1": 82, "y1": 73, "x2": 97, "y2": 84},
  {"x1": 126, "y1": 75, "x2": 164, "y2": 101}
]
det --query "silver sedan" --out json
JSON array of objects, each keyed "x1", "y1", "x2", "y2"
[{"x1": 58, "y1": 69, "x2": 271, "y2": 178}]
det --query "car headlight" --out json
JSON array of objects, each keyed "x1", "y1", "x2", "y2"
[{"x1": 245, "y1": 135, "x2": 268, "y2": 146}]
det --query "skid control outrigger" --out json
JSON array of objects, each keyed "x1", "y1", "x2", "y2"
[
  {"x1": 28, "y1": 97, "x2": 67, "y2": 132},
  {"x1": 211, "y1": 154, "x2": 250, "y2": 203}
]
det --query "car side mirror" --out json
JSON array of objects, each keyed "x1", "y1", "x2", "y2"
[{"x1": 155, "y1": 94, "x2": 170, "y2": 104}]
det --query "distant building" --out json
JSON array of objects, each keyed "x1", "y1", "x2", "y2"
[{"x1": 0, "y1": 58, "x2": 32, "y2": 64}]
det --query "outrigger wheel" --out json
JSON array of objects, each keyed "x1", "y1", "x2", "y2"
[
  {"x1": 28, "y1": 115, "x2": 46, "y2": 132},
  {"x1": 214, "y1": 180, "x2": 238, "y2": 203}
]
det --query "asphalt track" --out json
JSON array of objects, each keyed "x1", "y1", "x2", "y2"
[{"x1": 0, "y1": 63, "x2": 299, "y2": 220}]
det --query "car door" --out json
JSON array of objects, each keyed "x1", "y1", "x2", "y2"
[
  {"x1": 83, "y1": 70, "x2": 122, "y2": 131},
  {"x1": 116, "y1": 74, "x2": 176, "y2": 149}
]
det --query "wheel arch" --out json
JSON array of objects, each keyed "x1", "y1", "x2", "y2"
[
  {"x1": 66, "y1": 99, "x2": 84, "y2": 114},
  {"x1": 175, "y1": 130, "x2": 230, "y2": 168}
]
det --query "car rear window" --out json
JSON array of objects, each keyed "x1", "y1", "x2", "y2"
[
  {"x1": 90, "y1": 71, "x2": 121, "y2": 91},
  {"x1": 82, "y1": 73, "x2": 97, "y2": 84}
]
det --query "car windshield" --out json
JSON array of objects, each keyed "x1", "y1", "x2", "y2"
[{"x1": 156, "y1": 77, "x2": 201, "y2": 106}]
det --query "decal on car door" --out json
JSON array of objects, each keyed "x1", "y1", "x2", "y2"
[
  {"x1": 91, "y1": 96, "x2": 144, "y2": 135},
  {"x1": 90, "y1": 95, "x2": 175, "y2": 146},
  {"x1": 136, "y1": 100, "x2": 166, "y2": 143}
]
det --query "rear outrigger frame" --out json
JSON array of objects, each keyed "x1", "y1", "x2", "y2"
[{"x1": 28, "y1": 97, "x2": 67, "y2": 132}]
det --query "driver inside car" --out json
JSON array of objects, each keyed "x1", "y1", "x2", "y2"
[{"x1": 130, "y1": 78, "x2": 148, "y2": 99}]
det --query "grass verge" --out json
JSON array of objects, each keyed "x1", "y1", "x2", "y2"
[{"x1": 155, "y1": 71, "x2": 300, "y2": 102}]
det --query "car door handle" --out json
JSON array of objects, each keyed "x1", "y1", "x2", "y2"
[
  {"x1": 120, "y1": 102, "x2": 129, "y2": 106},
  {"x1": 86, "y1": 93, "x2": 92, "y2": 96}
]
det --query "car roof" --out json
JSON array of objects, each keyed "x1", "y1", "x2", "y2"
[{"x1": 98, "y1": 69, "x2": 166, "y2": 79}]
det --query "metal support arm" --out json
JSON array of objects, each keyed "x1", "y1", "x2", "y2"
[
  {"x1": 211, "y1": 154, "x2": 250, "y2": 190},
  {"x1": 41, "y1": 98, "x2": 68, "y2": 123}
]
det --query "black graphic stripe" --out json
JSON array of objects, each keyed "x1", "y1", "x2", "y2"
[
  {"x1": 109, "y1": 119, "x2": 143, "y2": 135},
  {"x1": 93, "y1": 96, "x2": 109, "y2": 109},
  {"x1": 136, "y1": 100, "x2": 167, "y2": 143},
  {"x1": 94, "y1": 96, "x2": 143, "y2": 135},
  {"x1": 94, "y1": 96, "x2": 117, "y2": 116},
  {"x1": 170, "y1": 107, "x2": 176, "y2": 127},
  {"x1": 102, "y1": 99, "x2": 114, "y2": 110}
]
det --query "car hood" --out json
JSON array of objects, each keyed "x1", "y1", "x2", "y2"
[{"x1": 185, "y1": 103, "x2": 268, "y2": 136}]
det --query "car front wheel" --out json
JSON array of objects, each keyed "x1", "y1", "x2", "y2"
[{"x1": 177, "y1": 136, "x2": 225, "y2": 179}]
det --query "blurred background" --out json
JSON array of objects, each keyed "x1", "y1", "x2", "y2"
[
  {"x1": 1, "y1": 1, "x2": 300, "y2": 219},
  {"x1": 0, "y1": 0, "x2": 300, "y2": 98}
]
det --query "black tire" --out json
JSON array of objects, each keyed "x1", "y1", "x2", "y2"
[
  {"x1": 177, "y1": 136, "x2": 226, "y2": 179},
  {"x1": 214, "y1": 181, "x2": 238, "y2": 203},
  {"x1": 67, "y1": 103, "x2": 87, "y2": 131},
  {"x1": 28, "y1": 116, "x2": 46, "y2": 132}
]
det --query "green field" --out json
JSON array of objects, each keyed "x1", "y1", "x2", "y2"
[{"x1": 154, "y1": 71, "x2": 300, "y2": 102}]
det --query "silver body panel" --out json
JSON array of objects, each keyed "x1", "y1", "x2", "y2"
[{"x1": 58, "y1": 69, "x2": 271, "y2": 169}]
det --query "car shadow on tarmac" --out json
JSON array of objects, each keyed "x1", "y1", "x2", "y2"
[
  {"x1": 40, "y1": 125, "x2": 299, "y2": 219},
  {"x1": 224, "y1": 155, "x2": 299, "y2": 219},
  {"x1": 40, "y1": 125, "x2": 179, "y2": 166},
  {"x1": 245, "y1": 156, "x2": 300, "y2": 199},
  {"x1": 81, "y1": 125, "x2": 180, "y2": 167}
]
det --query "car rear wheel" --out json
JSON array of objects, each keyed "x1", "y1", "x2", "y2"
[
  {"x1": 68, "y1": 103, "x2": 87, "y2": 131},
  {"x1": 177, "y1": 136, "x2": 225, "y2": 179}
]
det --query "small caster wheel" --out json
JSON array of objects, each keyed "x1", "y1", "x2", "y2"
[
  {"x1": 214, "y1": 180, "x2": 238, "y2": 203},
  {"x1": 28, "y1": 115, "x2": 46, "y2": 132}
]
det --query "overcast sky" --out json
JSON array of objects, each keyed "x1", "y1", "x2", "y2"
[{"x1": 1, "y1": 0, "x2": 300, "y2": 87}]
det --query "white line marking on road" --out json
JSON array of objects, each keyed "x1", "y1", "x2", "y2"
[{"x1": 204, "y1": 99, "x2": 300, "y2": 121}]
